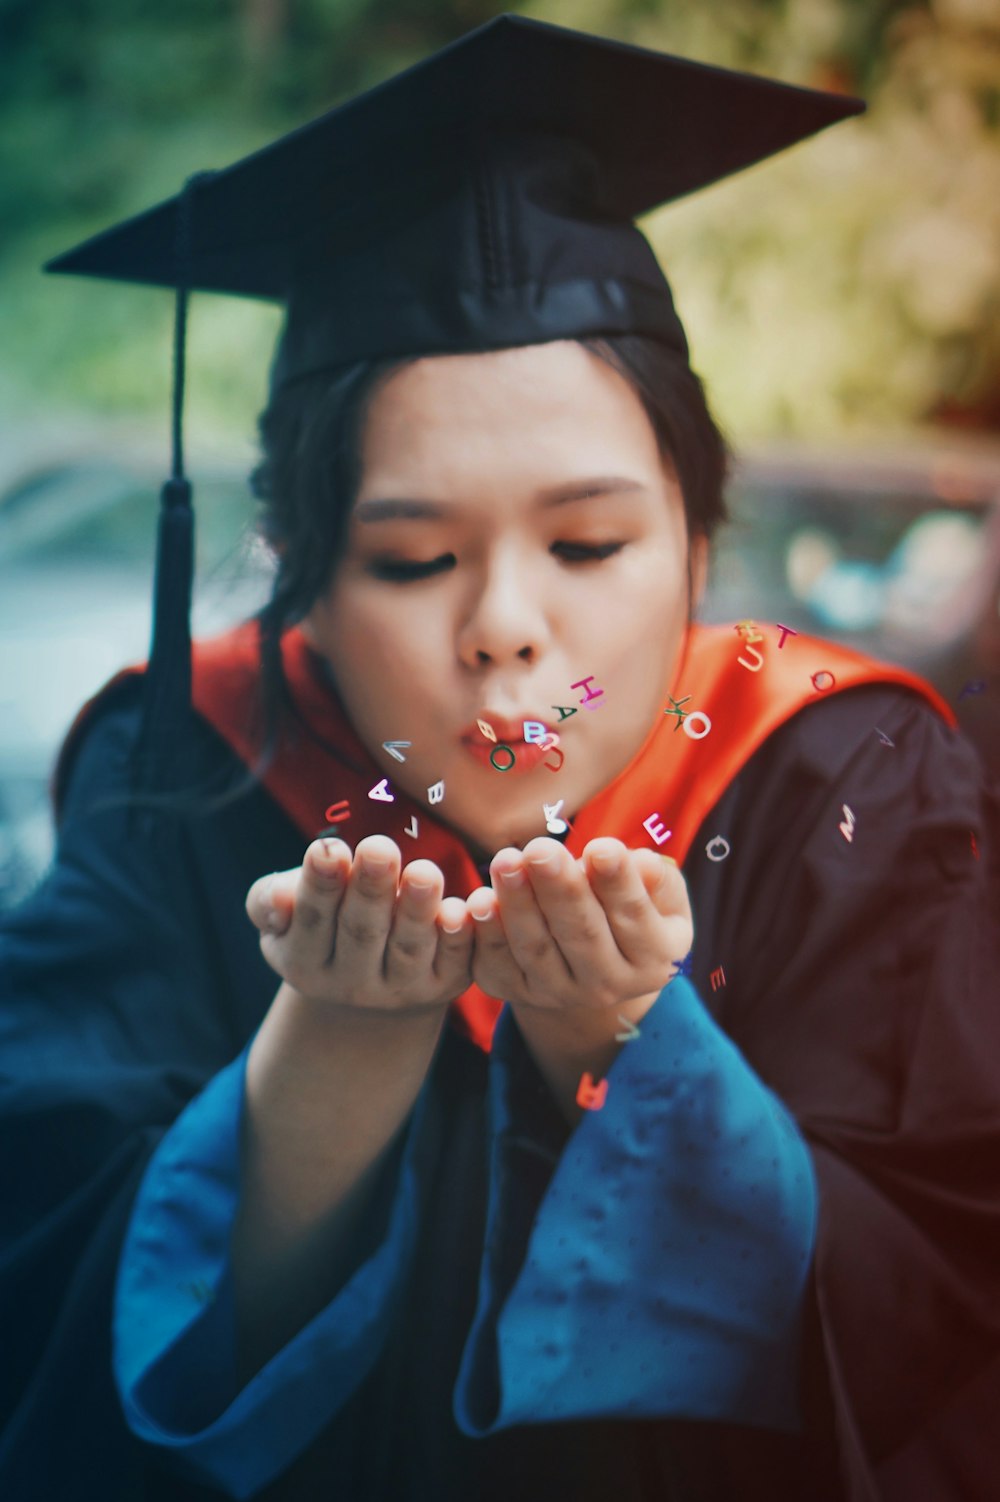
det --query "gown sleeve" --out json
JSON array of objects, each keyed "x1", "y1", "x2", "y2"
[
  {"x1": 110, "y1": 1024, "x2": 440, "y2": 1501},
  {"x1": 0, "y1": 683, "x2": 242, "y2": 1500},
  {"x1": 452, "y1": 976, "x2": 817, "y2": 1436}
]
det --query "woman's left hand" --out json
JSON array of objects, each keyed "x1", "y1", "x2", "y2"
[{"x1": 467, "y1": 836, "x2": 693, "y2": 1021}]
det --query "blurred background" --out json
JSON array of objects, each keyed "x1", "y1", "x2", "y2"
[{"x1": 1, "y1": 0, "x2": 999, "y2": 908}]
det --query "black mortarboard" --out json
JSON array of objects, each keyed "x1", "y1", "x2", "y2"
[{"x1": 44, "y1": 12, "x2": 865, "y2": 801}]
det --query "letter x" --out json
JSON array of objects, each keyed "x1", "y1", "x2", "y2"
[{"x1": 664, "y1": 694, "x2": 691, "y2": 730}]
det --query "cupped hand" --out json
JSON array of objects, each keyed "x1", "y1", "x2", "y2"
[
  {"x1": 467, "y1": 836, "x2": 693, "y2": 1019},
  {"x1": 245, "y1": 834, "x2": 474, "y2": 1014}
]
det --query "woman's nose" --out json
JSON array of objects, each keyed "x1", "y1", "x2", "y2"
[{"x1": 456, "y1": 551, "x2": 549, "y2": 667}]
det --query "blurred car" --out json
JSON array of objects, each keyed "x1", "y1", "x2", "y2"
[
  {"x1": 701, "y1": 431, "x2": 1000, "y2": 781},
  {"x1": 1, "y1": 423, "x2": 998, "y2": 913}
]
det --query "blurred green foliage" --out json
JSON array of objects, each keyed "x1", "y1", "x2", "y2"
[{"x1": 1, "y1": 0, "x2": 998, "y2": 445}]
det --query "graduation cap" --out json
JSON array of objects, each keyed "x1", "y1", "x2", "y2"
[{"x1": 44, "y1": 11, "x2": 865, "y2": 800}]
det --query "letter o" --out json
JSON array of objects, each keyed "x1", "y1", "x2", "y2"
[
  {"x1": 490, "y1": 743, "x2": 516, "y2": 771},
  {"x1": 705, "y1": 835, "x2": 731, "y2": 862},
  {"x1": 811, "y1": 670, "x2": 836, "y2": 692},
  {"x1": 682, "y1": 711, "x2": 712, "y2": 741}
]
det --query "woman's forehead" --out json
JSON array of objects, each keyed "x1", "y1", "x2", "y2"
[{"x1": 357, "y1": 342, "x2": 660, "y2": 472}]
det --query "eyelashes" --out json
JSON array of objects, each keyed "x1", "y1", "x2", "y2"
[
  {"x1": 367, "y1": 555, "x2": 453, "y2": 582},
  {"x1": 367, "y1": 541, "x2": 625, "y2": 583}
]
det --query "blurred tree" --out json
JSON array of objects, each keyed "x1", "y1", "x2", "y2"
[{"x1": 0, "y1": 0, "x2": 997, "y2": 442}]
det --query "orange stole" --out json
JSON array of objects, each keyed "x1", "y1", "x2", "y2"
[{"x1": 54, "y1": 618, "x2": 954, "y2": 1055}]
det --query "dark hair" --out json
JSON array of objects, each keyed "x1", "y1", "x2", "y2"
[{"x1": 95, "y1": 334, "x2": 732, "y2": 824}]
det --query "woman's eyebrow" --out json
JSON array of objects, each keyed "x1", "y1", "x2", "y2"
[{"x1": 353, "y1": 476, "x2": 647, "y2": 523}]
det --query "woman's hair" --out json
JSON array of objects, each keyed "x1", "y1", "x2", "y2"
[{"x1": 100, "y1": 334, "x2": 732, "y2": 822}]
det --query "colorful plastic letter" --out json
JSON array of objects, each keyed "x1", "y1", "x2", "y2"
[
  {"x1": 643, "y1": 812, "x2": 672, "y2": 846},
  {"x1": 576, "y1": 1072, "x2": 609, "y2": 1111}
]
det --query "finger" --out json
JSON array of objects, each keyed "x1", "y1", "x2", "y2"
[
  {"x1": 584, "y1": 840, "x2": 691, "y2": 968},
  {"x1": 467, "y1": 884, "x2": 526, "y2": 999},
  {"x1": 517, "y1": 836, "x2": 620, "y2": 985},
  {"x1": 432, "y1": 896, "x2": 475, "y2": 987},
  {"x1": 245, "y1": 842, "x2": 344, "y2": 937},
  {"x1": 489, "y1": 847, "x2": 572, "y2": 991},
  {"x1": 629, "y1": 847, "x2": 692, "y2": 923},
  {"x1": 383, "y1": 859, "x2": 445, "y2": 983},
  {"x1": 331, "y1": 834, "x2": 401, "y2": 985},
  {"x1": 282, "y1": 837, "x2": 353, "y2": 968},
  {"x1": 246, "y1": 871, "x2": 293, "y2": 934}
]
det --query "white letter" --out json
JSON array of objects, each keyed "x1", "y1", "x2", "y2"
[
  {"x1": 642, "y1": 812, "x2": 672, "y2": 846},
  {"x1": 682, "y1": 711, "x2": 712, "y2": 741}
]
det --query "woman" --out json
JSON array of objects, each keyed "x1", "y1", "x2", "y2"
[{"x1": 3, "y1": 15, "x2": 999, "y2": 1502}]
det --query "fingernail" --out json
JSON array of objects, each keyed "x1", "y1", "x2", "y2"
[
  {"x1": 361, "y1": 852, "x2": 390, "y2": 874},
  {"x1": 441, "y1": 915, "x2": 466, "y2": 933},
  {"x1": 470, "y1": 906, "x2": 494, "y2": 922},
  {"x1": 497, "y1": 865, "x2": 526, "y2": 887},
  {"x1": 591, "y1": 849, "x2": 622, "y2": 875},
  {"x1": 262, "y1": 905, "x2": 281, "y2": 933}
]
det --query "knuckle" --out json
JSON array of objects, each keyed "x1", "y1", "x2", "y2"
[
  {"x1": 294, "y1": 900, "x2": 325, "y2": 933},
  {"x1": 388, "y1": 934, "x2": 427, "y2": 962},
  {"x1": 563, "y1": 914, "x2": 604, "y2": 944},
  {"x1": 522, "y1": 935, "x2": 552, "y2": 963},
  {"x1": 618, "y1": 894, "x2": 649, "y2": 924},
  {"x1": 339, "y1": 913, "x2": 383, "y2": 947}
]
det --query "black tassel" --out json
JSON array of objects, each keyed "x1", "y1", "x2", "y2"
[
  {"x1": 131, "y1": 476, "x2": 195, "y2": 805},
  {"x1": 130, "y1": 171, "x2": 213, "y2": 824}
]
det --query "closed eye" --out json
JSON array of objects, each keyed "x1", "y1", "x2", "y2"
[
  {"x1": 367, "y1": 541, "x2": 625, "y2": 582},
  {"x1": 366, "y1": 554, "x2": 456, "y2": 582},
  {"x1": 551, "y1": 541, "x2": 625, "y2": 564}
]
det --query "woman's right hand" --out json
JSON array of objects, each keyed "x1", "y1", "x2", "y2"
[{"x1": 245, "y1": 834, "x2": 474, "y2": 1013}]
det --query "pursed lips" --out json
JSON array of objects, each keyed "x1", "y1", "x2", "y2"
[{"x1": 460, "y1": 713, "x2": 552, "y2": 744}]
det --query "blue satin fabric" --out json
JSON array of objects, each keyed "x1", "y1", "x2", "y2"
[
  {"x1": 455, "y1": 978, "x2": 816, "y2": 1433},
  {"x1": 112, "y1": 978, "x2": 816, "y2": 1498}
]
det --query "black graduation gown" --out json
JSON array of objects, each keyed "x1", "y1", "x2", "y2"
[{"x1": 1, "y1": 669, "x2": 998, "y2": 1501}]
